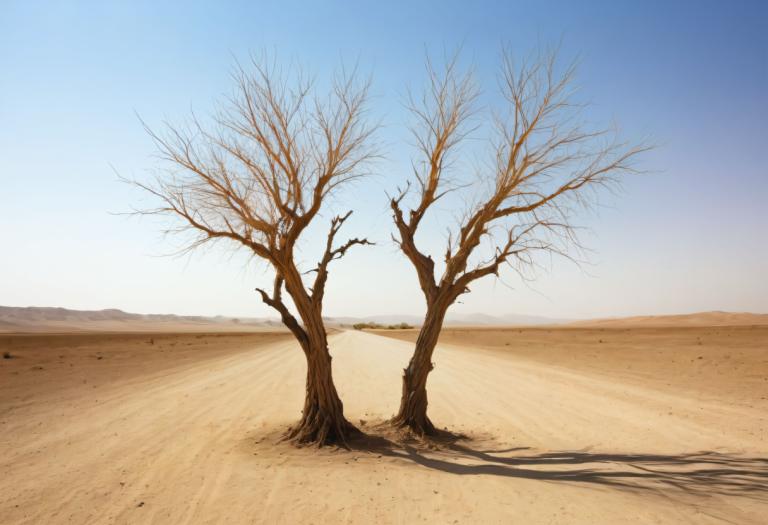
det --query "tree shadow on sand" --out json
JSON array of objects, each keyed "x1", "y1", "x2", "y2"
[{"x1": 345, "y1": 428, "x2": 768, "y2": 499}]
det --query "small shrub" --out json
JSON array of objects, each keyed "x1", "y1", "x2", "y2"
[
  {"x1": 353, "y1": 322, "x2": 413, "y2": 330},
  {"x1": 386, "y1": 323, "x2": 414, "y2": 330},
  {"x1": 353, "y1": 322, "x2": 382, "y2": 330}
]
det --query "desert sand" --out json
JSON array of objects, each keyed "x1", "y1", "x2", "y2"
[{"x1": 1, "y1": 327, "x2": 766, "y2": 524}]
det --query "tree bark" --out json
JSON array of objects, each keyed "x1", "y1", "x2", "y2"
[
  {"x1": 281, "y1": 266, "x2": 358, "y2": 447},
  {"x1": 287, "y1": 338, "x2": 358, "y2": 446},
  {"x1": 392, "y1": 299, "x2": 450, "y2": 435}
]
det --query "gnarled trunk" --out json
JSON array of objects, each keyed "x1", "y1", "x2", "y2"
[
  {"x1": 282, "y1": 268, "x2": 358, "y2": 447},
  {"x1": 287, "y1": 339, "x2": 358, "y2": 446},
  {"x1": 392, "y1": 300, "x2": 450, "y2": 435}
]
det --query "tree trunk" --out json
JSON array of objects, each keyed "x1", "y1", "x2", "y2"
[
  {"x1": 392, "y1": 300, "x2": 450, "y2": 435},
  {"x1": 281, "y1": 268, "x2": 358, "y2": 447},
  {"x1": 286, "y1": 340, "x2": 358, "y2": 446}
]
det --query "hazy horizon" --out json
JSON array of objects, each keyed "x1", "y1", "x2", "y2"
[
  {"x1": 1, "y1": 303, "x2": 765, "y2": 323},
  {"x1": 2, "y1": 1, "x2": 766, "y2": 320}
]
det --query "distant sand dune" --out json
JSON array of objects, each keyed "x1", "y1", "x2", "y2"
[
  {"x1": 570, "y1": 311, "x2": 768, "y2": 327},
  {"x1": 3, "y1": 305, "x2": 766, "y2": 333},
  {"x1": 0, "y1": 306, "x2": 280, "y2": 333}
]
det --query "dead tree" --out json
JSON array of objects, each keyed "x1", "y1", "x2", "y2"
[
  {"x1": 135, "y1": 59, "x2": 376, "y2": 446},
  {"x1": 390, "y1": 50, "x2": 648, "y2": 435}
]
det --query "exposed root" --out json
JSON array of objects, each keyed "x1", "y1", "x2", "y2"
[
  {"x1": 390, "y1": 412, "x2": 438, "y2": 437},
  {"x1": 284, "y1": 410, "x2": 361, "y2": 448},
  {"x1": 384, "y1": 417, "x2": 467, "y2": 451}
]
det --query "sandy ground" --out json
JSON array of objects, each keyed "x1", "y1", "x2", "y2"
[
  {"x1": 1, "y1": 329, "x2": 766, "y2": 524},
  {"x1": 377, "y1": 326, "x2": 768, "y2": 407}
]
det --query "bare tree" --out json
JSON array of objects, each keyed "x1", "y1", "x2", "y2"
[
  {"x1": 390, "y1": 50, "x2": 649, "y2": 435},
  {"x1": 135, "y1": 58, "x2": 376, "y2": 446}
]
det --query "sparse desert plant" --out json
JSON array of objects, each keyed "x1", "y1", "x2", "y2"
[
  {"x1": 134, "y1": 57, "x2": 376, "y2": 446},
  {"x1": 352, "y1": 322, "x2": 414, "y2": 330},
  {"x1": 352, "y1": 322, "x2": 382, "y2": 330},
  {"x1": 389, "y1": 49, "x2": 648, "y2": 435}
]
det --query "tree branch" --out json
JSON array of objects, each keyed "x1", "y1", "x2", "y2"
[
  {"x1": 310, "y1": 211, "x2": 373, "y2": 305},
  {"x1": 391, "y1": 190, "x2": 438, "y2": 300},
  {"x1": 133, "y1": 56, "x2": 378, "y2": 338},
  {"x1": 255, "y1": 275, "x2": 308, "y2": 347},
  {"x1": 394, "y1": 47, "x2": 649, "y2": 311}
]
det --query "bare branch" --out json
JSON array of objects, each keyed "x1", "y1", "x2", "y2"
[
  {"x1": 255, "y1": 275, "x2": 308, "y2": 346},
  {"x1": 311, "y1": 211, "x2": 374, "y2": 306},
  {"x1": 134, "y1": 56, "x2": 377, "y2": 301},
  {"x1": 396, "y1": 47, "x2": 649, "y2": 307},
  {"x1": 390, "y1": 54, "x2": 479, "y2": 302}
]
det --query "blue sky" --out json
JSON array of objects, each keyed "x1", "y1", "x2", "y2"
[{"x1": 1, "y1": 1, "x2": 766, "y2": 318}]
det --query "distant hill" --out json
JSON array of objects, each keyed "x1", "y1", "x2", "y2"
[
  {"x1": 3, "y1": 306, "x2": 764, "y2": 333},
  {"x1": 570, "y1": 311, "x2": 768, "y2": 328},
  {"x1": 0, "y1": 306, "x2": 280, "y2": 333},
  {"x1": 0, "y1": 306, "x2": 565, "y2": 332},
  {"x1": 446, "y1": 312, "x2": 568, "y2": 326},
  {"x1": 326, "y1": 312, "x2": 566, "y2": 327}
]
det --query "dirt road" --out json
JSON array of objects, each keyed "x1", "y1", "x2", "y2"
[{"x1": 1, "y1": 330, "x2": 765, "y2": 524}]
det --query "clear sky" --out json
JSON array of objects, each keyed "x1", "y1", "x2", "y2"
[{"x1": 1, "y1": 0, "x2": 766, "y2": 319}]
